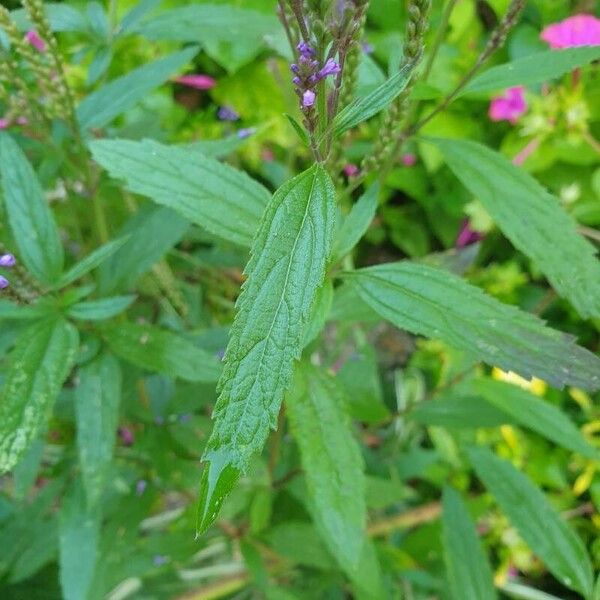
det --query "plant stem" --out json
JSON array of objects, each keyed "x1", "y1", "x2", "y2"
[{"x1": 421, "y1": 0, "x2": 459, "y2": 83}]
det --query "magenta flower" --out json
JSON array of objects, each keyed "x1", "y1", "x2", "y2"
[
  {"x1": 343, "y1": 164, "x2": 359, "y2": 177},
  {"x1": 0, "y1": 254, "x2": 16, "y2": 267},
  {"x1": 402, "y1": 153, "x2": 417, "y2": 167},
  {"x1": 0, "y1": 118, "x2": 9, "y2": 130},
  {"x1": 456, "y1": 219, "x2": 484, "y2": 248},
  {"x1": 489, "y1": 86, "x2": 527, "y2": 124},
  {"x1": 541, "y1": 14, "x2": 600, "y2": 49},
  {"x1": 25, "y1": 30, "x2": 46, "y2": 52},
  {"x1": 118, "y1": 426, "x2": 134, "y2": 446},
  {"x1": 174, "y1": 74, "x2": 216, "y2": 90},
  {"x1": 302, "y1": 90, "x2": 316, "y2": 108}
]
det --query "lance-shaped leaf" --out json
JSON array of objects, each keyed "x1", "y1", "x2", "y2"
[
  {"x1": 90, "y1": 139, "x2": 269, "y2": 247},
  {"x1": 0, "y1": 319, "x2": 79, "y2": 473},
  {"x1": 332, "y1": 62, "x2": 413, "y2": 136},
  {"x1": 469, "y1": 447, "x2": 594, "y2": 598},
  {"x1": 77, "y1": 47, "x2": 198, "y2": 129},
  {"x1": 198, "y1": 165, "x2": 336, "y2": 534},
  {"x1": 287, "y1": 363, "x2": 367, "y2": 571},
  {"x1": 75, "y1": 354, "x2": 121, "y2": 507},
  {"x1": 0, "y1": 133, "x2": 64, "y2": 285},
  {"x1": 345, "y1": 262, "x2": 600, "y2": 390},
  {"x1": 67, "y1": 295, "x2": 135, "y2": 321},
  {"x1": 104, "y1": 321, "x2": 221, "y2": 383},
  {"x1": 461, "y1": 47, "x2": 600, "y2": 96},
  {"x1": 431, "y1": 138, "x2": 600, "y2": 319},
  {"x1": 442, "y1": 487, "x2": 497, "y2": 600}
]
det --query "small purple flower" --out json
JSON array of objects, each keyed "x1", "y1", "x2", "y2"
[
  {"x1": 0, "y1": 276, "x2": 9, "y2": 289},
  {"x1": 302, "y1": 90, "x2": 316, "y2": 108},
  {"x1": 217, "y1": 106, "x2": 240, "y2": 121},
  {"x1": 118, "y1": 426, "x2": 134, "y2": 446},
  {"x1": 216, "y1": 348, "x2": 226, "y2": 360},
  {"x1": 153, "y1": 555, "x2": 169, "y2": 566},
  {"x1": 297, "y1": 41, "x2": 315, "y2": 57},
  {"x1": 316, "y1": 58, "x2": 341, "y2": 80},
  {"x1": 0, "y1": 254, "x2": 16, "y2": 267},
  {"x1": 290, "y1": 63, "x2": 300, "y2": 74},
  {"x1": 237, "y1": 127, "x2": 255, "y2": 139},
  {"x1": 135, "y1": 480, "x2": 147, "y2": 495},
  {"x1": 179, "y1": 413, "x2": 193, "y2": 423},
  {"x1": 456, "y1": 219, "x2": 484, "y2": 248},
  {"x1": 362, "y1": 42, "x2": 374, "y2": 54}
]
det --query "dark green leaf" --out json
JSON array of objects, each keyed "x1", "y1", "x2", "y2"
[
  {"x1": 90, "y1": 139, "x2": 269, "y2": 247},
  {"x1": 0, "y1": 133, "x2": 64, "y2": 285},
  {"x1": 431, "y1": 138, "x2": 600, "y2": 319},
  {"x1": 345, "y1": 262, "x2": 600, "y2": 390},
  {"x1": 285, "y1": 114, "x2": 310, "y2": 146},
  {"x1": 469, "y1": 447, "x2": 594, "y2": 597},
  {"x1": 67, "y1": 295, "x2": 134, "y2": 321}
]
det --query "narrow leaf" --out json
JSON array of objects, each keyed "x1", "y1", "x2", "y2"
[
  {"x1": 287, "y1": 363, "x2": 367, "y2": 570},
  {"x1": 462, "y1": 47, "x2": 600, "y2": 95},
  {"x1": 0, "y1": 319, "x2": 79, "y2": 473},
  {"x1": 469, "y1": 447, "x2": 594, "y2": 597},
  {"x1": 442, "y1": 487, "x2": 497, "y2": 600},
  {"x1": 75, "y1": 354, "x2": 121, "y2": 506},
  {"x1": 67, "y1": 295, "x2": 135, "y2": 321},
  {"x1": 77, "y1": 47, "x2": 198, "y2": 129},
  {"x1": 431, "y1": 138, "x2": 600, "y2": 319},
  {"x1": 345, "y1": 262, "x2": 600, "y2": 390},
  {"x1": 198, "y1": 164, "x2": 336, "y2": 533},
  {"x1": 104, "y1": 321, "x2": 221, "y2": 383},
  {"x1": 332, "y1": 63, "x2": 413, "y2": 136},
  {"x1": 0, "y1": 133, "x2": 64, "y2": 285},
  {"x1": 90, "y1": 139, "x2": 269, "y2": 247}
]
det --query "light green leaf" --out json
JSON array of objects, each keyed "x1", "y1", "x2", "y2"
[
  {"x1": 332, "y1": 62, "x2": 413, "y2": 136},
  {"x1": 345, "y1": 262, "x2": 600, "y2": 390},
  {"x1": 0, "y1": 133, "x2": 63, "y2": 285},
  {"x1": 182, "y1": 133, "x2": 253, "y2": 159},
  {"x1": 90, "y1": 139, "x2": 269, "y2": 247},
  {"x1": 500, "y1": 581, "x2": 566, "y2": 600},
  {"x1": 55, "y1": 236, "x2": 129, "y2": 289},
  {"x1": 430, "y1": 138, "x2": 600, "y2": 319},
  {"x1": 0, "y1": 319, "x2": 79, "y2": 473},
  {"x1": 77, "y1": 47, "x2": 198, "y2": 129},
  {"x1": 470, "y1": 378, "x2": 599, "y2": 459},
  {"x1": 462, "y1": 47, "x2": 600, "y2": 95},
  {"x1": 75, "y1": 354, "x2": 121, "y2": 506},
  {"x1": 11, "y1": 3, "x2": 87, "y2": 33},
  {"x1": 442, "y1": 487, "x2": 497, "y2": 600},
  {"x1": 198, "y1": 165, "x2": 336, "y2": 534},
  {"x1": 59, "y1": 482, "x2": 100, "y2": 600},
  {"x1": 334, "y1": 184, "x2": 379, "y2": 260},
  {"x1": 469, "y1": 447, "x2": 594, "y2": 597},
  {"x1": 0, "y1": 300, "x2": 53, "y2": 321},
  {"x1": 302, "y1": 279, "x2": 333, "y2": 348},
  {"x1": 67, "y1": 295, "x2": 135, "y2": 321},
  {"x1": 287, "y1": 363, "x2": 366, "y2": 570},
  {"x1": 104, "y1": 321, "x2": 221, "y2": 383}
]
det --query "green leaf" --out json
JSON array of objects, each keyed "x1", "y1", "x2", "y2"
[
  {"x1": 198, "y1": 164, "x2": 336, "y2": 534},
  {"x1": 0, "y1": 319, "x2": 79, "y2": 473},
  {"x1": 462, "y1": 47, "x2": 600, "y2": 95},
  {"x1": 90, "y1": 139, "x2": 269, "y2": 247},
  {"x1": 499, "y1": 582, "x2": 566, "y2": 600},
  {"x1": 345, "y1": 262, "x2": 600, "y2": 390},
  {"x1": 104, "y1": 321, "x2": 221, "y2": 383},
  {"x1": 0, "y1": 133, "x2": 64, "y2": 285},
  {"x1": 469, "y1": 447, "x2": 594, "y2": 597},
  {"x1": 334, "y1": 183, "x2": 379, "y2": 260},
  {"x1": 55, "y1": 237, "x2": 129, "y2": 289},
  {"x1": 77, "y1": 47, "x2": 198, "y2": 129},
  {"x1": 97, "y1": 205, "x2": 188, "y2": 295},
  {"x1": 302, "y1": 279, "x2": 333, "y2": 348},
  {"x1": 59, "y1": 482, "x2": 100, "y2": 600},
  {"x1": 332, "y1": 62, "x2": 413, "y2": 136},
  {"x1": 469, "y1": 378, "x2": 599, "y2": 459},
  {"x1": 75, "y1": 354, "x2": 121, "y2": 506},
  {"x1": 287, "y1": 363, "x2": 367, "y2": 570},
  {"x1": 284, "y1": 114, "x2": 310, "y2": 146},
  {"x1": 442, "y1": 487, "x2": 497, "y2": 600},
  {"x1": 0, "y1": 300, "x2": 53, "y2": 321},
  {"x1": 430, "y1": 138, "x2": 600, "y2": 319},
  {"x1": 67, "y1": 295, "x2": 135, "y2": 321}
]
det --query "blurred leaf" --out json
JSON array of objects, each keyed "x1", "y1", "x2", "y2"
[
  {"x1": 198, "y1": 165, "x2": 335, "y2": 533},
  {"x1": 0, "y1": 300, "x2": 53, "y2": 321},
  {"x1": 67, "y1": 295, "x2": 135, "y2": 321},
  {"x1": 469, "y1": 447, "x2": 594, "y2": 597},
  {"x1": 499, "y1": 581, "x2": 567, "y2": 600},
  {"x1": 119, "y1": 0, "x2": 161, "y2": 34},
  {"x1": 104, "y1": 321, "x2": 221, "y2": 383},
  {"x1": 77, "y1": 47, "x2": 198, "y2": 129},
  {"x1": 75, "y1": 354, "x2": 121, "y2": 506},
  {"x1": 0, "y1": 319, "x2": 78, "y2": 474},
  {"x1": 90, "y1": 139, "x2": 269, "y2": 247},
  {"x1": 462, "y1": 47, "x2": 600, "y2": 95},
  {"x1": 345, "y1": 262, "x2": 600, "y2": 390},
  {"x1": 11, "y1": 3, "x2": 87, "y2": 32},
  {"x1": 432, "y1": 138, "x2": 600, "y2": 319},
  {"x1": 442, "y1": 487, "x2": 496, "y2": 600},
  {"x1": 0, "y1": 133, "x2": 64, "y2": 285}
]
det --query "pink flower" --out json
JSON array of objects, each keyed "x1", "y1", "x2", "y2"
[
  {"x1": 25, "y1": 30, "x2": 46, "y2": 52},
  {"x1": 489, "y1": 86, "x2": 527, "y2": 124},
  {"x1": 343, "y1": 163, "x2": 359, "y2": 177},
  {"x1": 401, "y1": 153, "x2": 417, "y2": 167},
  {"x1": 173, "y1": 74, "x2": 216, "y2": 90},
  {"x1": 541, "y1": 14, "x2": 600, "y2": 49},
  {"x1": 456, "y1": 219, "x2": 484, "y2": 248},
  {"x1": 0, "y1": 118, "x2": 9, "y2": 130}
]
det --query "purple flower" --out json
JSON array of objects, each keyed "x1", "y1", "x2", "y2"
[
  {"x1": 290, "y1": 63, "x2": 300, "y2": 74},
  {"x1": 302, "y1": 90, "x2": 316, "y2": 108},
  {"x1": 316, "y1": 58, "x2": 341, "y2": 80},
  {"x1": 0, "y1": 276, "x2": 9, "y2": 289},
  {"x1": 362, "y1": 42, "x2": 374, "y2": 54},
  {"x1": 135, "y1": 480, "x2": 147, "y2": 495},
  {"x1": 297, "y1": 41, "x2": 315, "y2": 57},
  {"x1": 153, "y1": 555, "x2": 169, "y2": 566},
  {"x1": 217, "y1": 106, "x2": 240, "y2": 121},
  {"x1": 118, "y1": 426, "x2": 134, "y2": 446},
  {"x1": 237, "y1": 127, "x2": 255, "y2": 139},
  {"x1": 0, "y1": 254, "x2": 16, "y2": 267},
  {"x1": 456, "y1": 219, "x2": 484, "y2": 248},
  {"x1": 25, "y1": 30, "x2": 46, "y2": 52}
]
